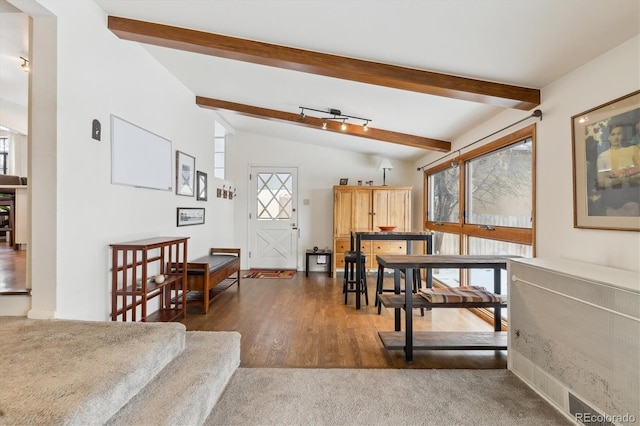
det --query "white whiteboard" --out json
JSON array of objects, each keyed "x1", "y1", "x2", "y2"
[{"x1": 111, "y1": 115, "x2": 172, "y2": 191}]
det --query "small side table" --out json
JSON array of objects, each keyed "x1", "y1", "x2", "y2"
[{"x1": 305, "y1": 249, "x2": 332, "y2": 277}]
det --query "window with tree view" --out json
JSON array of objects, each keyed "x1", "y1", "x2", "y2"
[{"x1": 424, "y1": 125, "x2": 536, "y2": 324}]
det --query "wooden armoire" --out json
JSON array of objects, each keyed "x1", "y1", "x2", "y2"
[{"x1": 332, "y1": 185, "x2": 411, "y2": 275}]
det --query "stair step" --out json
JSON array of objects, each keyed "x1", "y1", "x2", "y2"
[
  {"x1": 0, "y1": 293, "x2": 31, "y2": 316},
  {"x1": 0, "y1": 318, "x2": 186, "y2": 425},
  {"x1": 106, "y1": 331, "x2": 240, "y2": 426}
]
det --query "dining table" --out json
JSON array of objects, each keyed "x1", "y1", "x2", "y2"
[
  {"x1": 349, "y1": 229, "x2": 433, "y2": 310},
  {"x1": 375, "y1": 254, "x2": 513, "y2": 362}
]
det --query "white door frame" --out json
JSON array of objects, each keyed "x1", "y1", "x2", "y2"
[{"x1": 248, "y1": 166, "x2": 298, "y2": 270}]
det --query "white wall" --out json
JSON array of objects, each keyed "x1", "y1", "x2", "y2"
[
  {"x1": 230, "y1": 131, "x2": 416, "y2": 270},
  {"x1": 414, "y1": 35, "x2": 640, "y2": 272},
  {"x1": 26, "y1": 0, "x2": 235, "y2": 320}
]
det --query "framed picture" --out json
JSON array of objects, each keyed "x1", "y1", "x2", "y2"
[
  {"x1": 176, "y1": 151, "x2": 195, "y2": 196},
  {"x1": 176, "y1": 207, "x2": 205, "y2": 226},
  {"x1": 339, "y1": 178, "x2": 348, "y2": 185},
  {"x1": 571, "y1": 90, "x2": 640, "y2": 231},
  {"x1": 196, "y1": 171, "x2": 207, "y2": 201}
]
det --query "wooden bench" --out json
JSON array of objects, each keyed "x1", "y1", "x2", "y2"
[{"x1": 185, "y1": 248, "x2": 241, "y2": 314}]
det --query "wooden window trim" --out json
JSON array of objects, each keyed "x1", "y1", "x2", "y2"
[{"x1": 422, "y1": 124, "x2": 537, "y2": 326}]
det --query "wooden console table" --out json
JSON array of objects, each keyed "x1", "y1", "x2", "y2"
[
  {"x1": 376, "y1": 254, "x2": 512, "y2": 362},
  {"x1": 110, "y1": 237, "x2": 189, "y2": 322}
]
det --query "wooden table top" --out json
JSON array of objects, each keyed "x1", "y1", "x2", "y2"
[{"x1": 375, "y1": 254, "x2": 519, "y2": 269}]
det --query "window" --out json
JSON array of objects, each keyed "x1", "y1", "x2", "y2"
[
  {"x1": 213, "y1": 121, "x2": 226, "y2": 179},
  {"x1": 423, "y1": 124, "x2": 536, "y2": 325},
  {"x1": 0, "y1": 137, "x2": 8, "y2": 175}
]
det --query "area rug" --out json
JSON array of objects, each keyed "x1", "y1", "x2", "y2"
[{"x1": 242, "y1": 269, "x2": 295, "y2": 279}]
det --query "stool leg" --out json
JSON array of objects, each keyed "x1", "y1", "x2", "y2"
[
  {"x1": 362, "y1": 266, "x2": 368, "y2": 306},
  {"x1": 376, "y1": 265, "x2": 384, "y2": 314}
]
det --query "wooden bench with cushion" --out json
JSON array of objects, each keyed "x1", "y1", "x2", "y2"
[{"x1": 185, "y1": 248, "x2": 240, "y2": 314}]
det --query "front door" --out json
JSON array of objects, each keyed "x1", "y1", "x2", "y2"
[{"x1": 249, "y1": 167, "x2": 298, "y2": 269}]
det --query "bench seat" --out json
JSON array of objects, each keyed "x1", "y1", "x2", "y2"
[{"x1": 185, "y1": 248, "x2": 240, "y2": 314}]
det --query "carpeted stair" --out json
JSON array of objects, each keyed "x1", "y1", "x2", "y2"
[
  {"x1": 107, "y1": 331, "x2": 240, "y2": 425},
  {"x1": 0, "y1": 317, "x2": 240, "y2": 425}
]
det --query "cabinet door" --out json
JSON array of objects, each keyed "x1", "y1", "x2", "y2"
[
  {"x1": 334, "y1": 189, "x2": 354, "y2": 237},
  {"x1": 353, "y1": 189, "x2": 372, "y2": 231},
  {"x1": 372, "y1": 189, "x2": 411, "y2": 230},
  {"x1": 388, "y1": 189, "x2": 411, "y2": 231},
  {"x1": 372, "y1": 190, "x2": 391, "y2": 228}
]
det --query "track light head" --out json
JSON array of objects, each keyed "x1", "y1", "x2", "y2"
[{"x1": 299, "y1": 106, "x2": 371, "y2": 131}]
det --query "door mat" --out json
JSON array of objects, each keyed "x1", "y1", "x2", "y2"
[{"x1": 242, "y1": 270, "x2": 296, "y2": 279}]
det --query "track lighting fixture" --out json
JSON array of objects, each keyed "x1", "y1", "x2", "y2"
[
  {"x1": 299, "y1": 106, "x2": 371, "y2": 132},
  {"x1": 20, "y1": 56, "x2": 29, "y2": 72}
]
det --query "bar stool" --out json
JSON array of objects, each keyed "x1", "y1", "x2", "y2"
[
  {"x1": 343, "y1": 251, "x2": 368, "y2": 306},
  {"x1": 375, "y1": 264, "x2": 424, "y2": 315}
]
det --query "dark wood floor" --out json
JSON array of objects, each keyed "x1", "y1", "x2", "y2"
[
  {"x1": 0, "y1": 241, "x2": 27, "y2": 294},
  {"x1": 180, "y1": 271, "x2": 507, "y2": 369}
]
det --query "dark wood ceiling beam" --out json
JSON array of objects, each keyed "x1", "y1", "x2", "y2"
[
  {"x1": 196, "y1": 97, "x2": 451, "y2": 152},
  {"x1": 108, "y1": 16, "x2": 540, "y2": 110}
]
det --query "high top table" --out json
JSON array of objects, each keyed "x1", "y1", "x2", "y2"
[
  {"x1": 376, "y1": 254, "x2": 513, "y2": 362},
  {"x1": 350, "y1": 230, "x2": 433, "y2": 310}
]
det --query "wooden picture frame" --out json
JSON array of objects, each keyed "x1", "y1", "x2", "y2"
[
  {"x1": 196, "y1": 171, "x2": 207, "y2": 201},
  {"x1": 571, "y1": 90, "x2": 640, "y2": 231},
  {"x1": 176, "y1": 207, "x2": 205, "y2": 226},
  {"x1": 339, "y1": 178, "x2": 348, "y2": 185},
  {"x1": 176, "y1": 151, "x2": 195, "y2": 196}
]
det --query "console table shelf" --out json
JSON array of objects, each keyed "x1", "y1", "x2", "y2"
[
  {"x1": 110, "y1": 236, "x2": 189, "y2": 322},
  {"x1": 379, "y1": 331, "x2": 507, "y2": 351}
]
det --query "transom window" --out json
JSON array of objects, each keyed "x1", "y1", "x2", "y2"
[
  {"x1": 0, "y1": 137, "x2": 8, "y2": 175},
  {"x1": 213, "y1": 121, "x2": 226, "y2": 179}
]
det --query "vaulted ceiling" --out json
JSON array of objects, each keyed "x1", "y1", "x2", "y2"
[{"x1": 2, "y1": 1, "x2": 639, "y2": 161}]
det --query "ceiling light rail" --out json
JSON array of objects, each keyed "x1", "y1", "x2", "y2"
[
  {"x1": 299, "y1": 106, "x2": 371, "y2": 131},
  {"x1": 416, "y1": 109, "x2": 542, "y2": 171}
]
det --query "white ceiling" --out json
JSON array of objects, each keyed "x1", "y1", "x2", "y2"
[{"x1": 2, "y1": 1, "x2": 639, "y2": 160}]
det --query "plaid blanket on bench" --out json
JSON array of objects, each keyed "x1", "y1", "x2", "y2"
[{"x1": 419, "y1": 286, "x2": 502, "y2": 303}]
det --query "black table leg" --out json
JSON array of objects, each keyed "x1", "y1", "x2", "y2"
[
  {"x1": 405, "y1": 268, "x2": 414, "y2": 363},
  {"x1": 394, "y1": 268, "x2": 401, "y2": 331},
  {"x1": 494, "y1": 267, "x2": 502, "y2": 331},
  {"x1": 355, "y1": 234, "x2": 362, "y2": 310}
]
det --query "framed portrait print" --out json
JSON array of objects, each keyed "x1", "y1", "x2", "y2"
[
  {"x1": 571, "y1": 90, "x2": 640, "y2": 231},
  {"x1": 176, "y1": 207, "x2": 205, "y2": 226},
  {"x1": 196, "y1": 171, "x2": 207, "y2": 201},
  {"x1": 176, "y1": 151, "x2": 195, "y2": 196}
]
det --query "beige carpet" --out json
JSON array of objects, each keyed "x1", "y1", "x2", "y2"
[
  {"x1": 0, "y1": 317, "x2": 185, "y2": 425},
  {"x1": 206, "y1": 368, "x2": 573, "y2": 425}
]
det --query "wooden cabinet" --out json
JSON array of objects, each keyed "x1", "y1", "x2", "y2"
[
  {"x1": 333, "y1": 186, "x2": 411, "y2": 274},
  {"x1": 110, "y1": 236, "x2": 189, "y2": 322}
]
